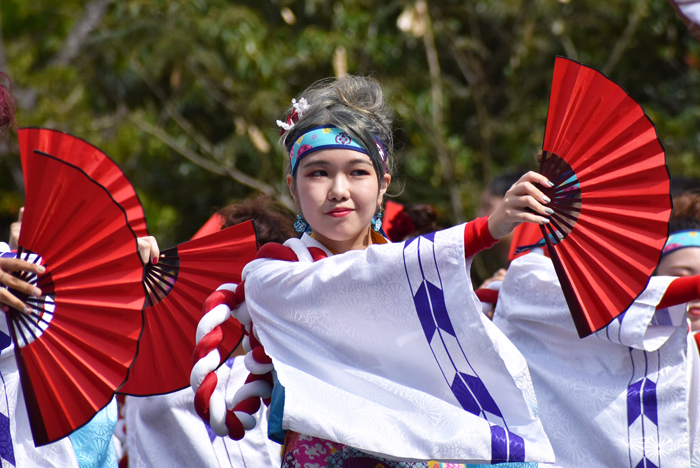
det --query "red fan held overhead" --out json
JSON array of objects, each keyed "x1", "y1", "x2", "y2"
[
  {"x1": 668, "y1": 0, "x2": 700, "y2": 41},
  {"x1": 538, "y1": 57, "x2": 671, "y2": 338},
  {"x1": 18, "y1": 128, "x2": 149, "y2": 237},
  {"x1": 13, "y1": 150, "x2": 145, "y2": 445},
  {"x1": 118, "y1": 222, "x2": 257, "y2": 396}
]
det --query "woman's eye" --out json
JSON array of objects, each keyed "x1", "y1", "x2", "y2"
[
  {"x1": 308, "y1": 170, "x2": 327, "y2": 177},
  {"x1": 351, "y1": 170, "x2": 370, "y2": 176}
]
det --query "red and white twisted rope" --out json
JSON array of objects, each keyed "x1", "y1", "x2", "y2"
[{"x1": 191, "y1": 239, "x2": 327, "y2": 440}]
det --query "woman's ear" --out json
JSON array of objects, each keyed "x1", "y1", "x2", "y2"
[
  {"x1": 287, "y1": 174, "x2": 299, "y2": 209},
  {"x1": 377, "y1": 174, "x2": 391, "y2": 205}
]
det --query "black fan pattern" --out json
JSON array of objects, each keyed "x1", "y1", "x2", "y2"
[
  {"x1": 6, "y1": 248, "x2": 54, "y2": 348},
  {"x1": 143, "y1": 247, "x2": 180, "y2": 308}
]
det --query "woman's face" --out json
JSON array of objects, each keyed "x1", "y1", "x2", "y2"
[
  {"x1": 288, "y1": 149, "x2": 390, "y2": 253},
  {"x1": 657, "y1": 247, "x2": 700, "y2": 331}
]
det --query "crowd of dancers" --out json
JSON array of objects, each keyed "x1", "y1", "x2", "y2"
[{"x1": 0, "y1": 65, "x2": 699, "y2": 468}]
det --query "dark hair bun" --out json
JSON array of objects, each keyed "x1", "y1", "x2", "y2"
[
  {"x1": 217, "y1": 195, "x2": 296, "y2": 244},
  {"x1": 280, "y1": 75, "x2": 394, "y2": 178}
]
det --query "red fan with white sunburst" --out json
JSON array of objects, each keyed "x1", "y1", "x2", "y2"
[
  {"x1": 12, "y1": 150, "x2": 145, "y2": 445},
  {"x1": 18, "y1": 128, "x2": 258, "y2": 397}
]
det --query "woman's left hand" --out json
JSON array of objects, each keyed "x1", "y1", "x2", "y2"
[
  {"x1": 0, "y1": 257, "x2": 45, "y2": 314},
  {"x1": 487, "y1": 171, "x2": 553, "y2": 239}
]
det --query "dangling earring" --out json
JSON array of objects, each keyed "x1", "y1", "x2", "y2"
[
  {"x1": 294, "y1": 213, "x2": 312, "y2": 234},
  {"x1": 371, "y1": 209, "x2": 383, "y2": 232}
]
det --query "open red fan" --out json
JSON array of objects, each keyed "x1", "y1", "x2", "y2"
[
  {"x1": 13, "y1": 150, "x2": 145, "y2": 445},
  {"x1": 16, "y1": 128, "x2": 257, "y2": 396},
  {"x1": 118, "y1": 222, "x2": 257, "y2": 396},
  {"x1": 17, "y1": 128, "x2": 149, "y2": 237},
  {"x1": 537, "y1": 57, "x2": 671, "y2": 338},
  {"x1": 668, "y1": 0, "x2": 700, "y2": 41}
]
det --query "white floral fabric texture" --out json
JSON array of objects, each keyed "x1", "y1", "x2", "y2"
[
  {"x1": 69, "y1": 399, "x2": 118, "y2": 468},
  {"x1": 494, "y1": 252, "x2": 700, "y2": 468},
  {"x1": 125, "y1": 356, "x2": 281, "y2": 468},
  {"x1": 244, "y1": 226, "x2": 554, "y2": 464}
]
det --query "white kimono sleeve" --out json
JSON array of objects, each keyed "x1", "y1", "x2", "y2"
[
  {"x1": 499, "y1": 252, "x2": 685, "y2": 351},
  {"x1": 244, "y1": 225, "x2": 554, "y2": 464}
]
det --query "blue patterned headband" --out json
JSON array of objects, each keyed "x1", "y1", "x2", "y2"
[
  {"x1": 288, "y1": 126, "x2": 387, "y2": 175},
  {"x1": 662, "y1": 229, "x2": 700, "y2": 256}
]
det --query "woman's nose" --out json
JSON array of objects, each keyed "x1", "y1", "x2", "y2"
[{"x1": 328, "y1": 174, "x2": 350, "y2": 201}]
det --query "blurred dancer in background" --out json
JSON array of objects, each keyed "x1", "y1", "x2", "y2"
[
  {"x1": 657, "y1": 190, "x2": 700, "y2": 332},
  {"x1": 123, "y1": 195, "x2": 293, "y2": 468}
]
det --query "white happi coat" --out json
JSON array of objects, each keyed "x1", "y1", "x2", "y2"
[
  {"x1": 494, "y1": 251, "x2": 700, "y2": 468},
  {"x1": 243, "y1": 225, "x2": 554, "y2": 464},
  {"x1": 0, "y1": 243, "x2": 79, "y2": 468},
  {"x1": 125, "y1": 356, "x2": 280, "y2": 468},
  {"x1": 0, "y1": 320, "x2": 79, "y2": 468}
]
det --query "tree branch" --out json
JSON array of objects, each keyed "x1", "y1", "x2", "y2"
[
  {"x1": 130, "y1": 115, "x2": 294, "y2": 209},
  {"x1": 128, "y1": 58, "x2": 225, "y2": 162},
  {"x1": 130, "y1": 116, "x2": 227, "y2": 176},
  {"x1": 49, "y1": 0, "x2": 111, "y2": 67},
  {"x1": 602, "y1": 0, "x2": 650, "y2": 75},
  {"x1": 449, "y1": 41, "x2": 493, "y2": 182},
  {"x1": 418, "y1": 0, "x2": 465, "y2": 223},
  {"x1": 187, "y1": 59, "x2": 240, "y2": 115}
]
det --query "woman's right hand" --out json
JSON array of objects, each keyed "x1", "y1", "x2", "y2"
[
  {"x1": 487, "y1": 171, "x2": 553, "y2": 240},
  {"x1": 0, "y1": 257, "x2": 45, "y2": 315},
  {"x1": 137, "y1": 236, "x2": 160, "y2": 264}
]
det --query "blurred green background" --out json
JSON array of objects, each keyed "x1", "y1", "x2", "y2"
[{"x1": 0, "y1": 0, "x2": 698, "y2": 281}]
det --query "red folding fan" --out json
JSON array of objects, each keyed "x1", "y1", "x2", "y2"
[
  {"x1": 191, "y1": 212, "x2": 225, "y2": 240},
  {"x1": 381, "y1": 200, "x2": 405, "y2": 236},
  {"x1": 537, "y1": 57, "x2": 671, "y2": 338},
  {"x1": 508, "y1": 222, "x2": 547, "y2": 262},
  {"x1": 17, "y1": 128, "x2": 149, "y2": 237},
  {"x1": 668, "y1": 0, "x2": 700, "y2": 41},
  {"x1": 118, "y1": 222, "x2": 257, "y2": 396},
  {"x1": 13, "y1": 150, "x2": 145, "y2": 445}
]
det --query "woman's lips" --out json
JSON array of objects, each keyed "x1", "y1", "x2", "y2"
[
  {"x1": 326, "y1": 208, "x2": 353, "y2": 218},
  {"x1": 688, "y1": 306, "x2": 700, "y2": 318}
]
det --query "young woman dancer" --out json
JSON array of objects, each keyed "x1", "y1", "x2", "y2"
[
  {"x1": 194, "y1": 75, "x2": 558, "y2": 467},
  {"x1": 657, "y1": 191, "x2": 700, "y2": 332},
  {"x1": 125, "y1": 197, "x2": 293, "y2": 468},
  {"x1": 494, "y1": 219, "x2": 700, "y2": 466}
]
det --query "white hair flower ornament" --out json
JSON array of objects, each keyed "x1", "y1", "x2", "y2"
[{"x1": 276, "y1": 98, "x2": 310, "y2": 135}]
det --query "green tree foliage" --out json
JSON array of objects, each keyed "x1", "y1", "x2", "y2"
[{"x1": 0, "y1": 0, "x2": 698, "y2": 280}]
